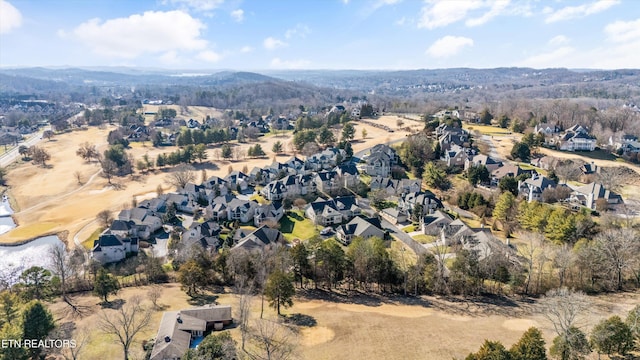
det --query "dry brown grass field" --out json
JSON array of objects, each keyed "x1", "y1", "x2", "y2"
[
  {"x1": 49, "y1": 284, "x2": 639, "y2": 360},
  {"x1": 0, "y1": 113, "x2": 417, "y2": 245}
]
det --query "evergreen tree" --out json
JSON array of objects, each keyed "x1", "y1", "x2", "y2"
[
  {"x1": 498, "y1": 176, "x2": 519, "y2": 196},
  {"x1": 21, "y1": 301, "x2": 55, "y2": 359},
  {"x1": 221, "y1": 144, "x2": 233, "y2": 159},
  {"x1": 466, "y1": 340, "x2": 511, "y2": 360},
  {"x1": 93, "y1": 268, "x2": 119, "y2": 303},
  {"x1": 342, "y1": 122, "x2": 355, "y2": 141},
  {"x1": 510, "y1": 327, "x2": 547, "y2": 360},
  {"x1": 264, "y1": 270, "x2": 295, "y2": 316},
  {"x1": 272, "y1": 141, "x2": 283, "y2": 154},
  {"x1": 590, "y1": 316, "x2": 634, "y2": 357},
  {"x1": 511, "y1": 142, "x2": 531, "y2": 162},
  {"x1": 549, "y1": 327, "x2": 591, "y2": 360}
]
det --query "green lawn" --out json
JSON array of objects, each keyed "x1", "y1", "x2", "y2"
[
  {"x1": 249, "y1": 193, "x2": 269, "y2": 204},
  {"x1": 279, "y1": 210, "x2": 320, "y2": 242},
  {"x1": 402, "y1": 224, "x2": 417, "y2": 233},
  {"x1": 82, "y1": 227, "x2": 105, "y2": 250},
  {"x1": 464, "y1": 124, "x2": 512, "y2": 136},
  {"x1": 412, "y1": 234, "x2": 437, "y2": 244}
]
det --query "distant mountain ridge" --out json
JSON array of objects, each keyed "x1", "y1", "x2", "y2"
[{"x1": 1, "y1": 67, "x2": 639, "y2": 104}]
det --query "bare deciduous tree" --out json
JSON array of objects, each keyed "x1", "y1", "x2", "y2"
[
  {"x1": 250, "y1": 319, "x2": 297, "y2": 360},
  {"x1": 98, "y1": 296, "x2": 151, "y2": 360},
  {"x1": 594, "y1": 228, "x2": 640, "y2": 291},
  {"x1": 146, "y1": 286, "x2": 162, "y2": 310},
  {"x1": 165, "y1": 163, "x2": 196, "y2": 190},
  {"x1": 540, "y1": 287, "x2": 590, "y2": 337},
  {"x1": 97, "y1": 210, "x2": 114, "y2": 229},
  {"x1": 235, "y1": 275, "x2": 254, "y2": 351},
  {"x1": 517, "y1": 231, "x2": 544, "y2": 295},
  {"x1": 61, "y1": 325, "x2": 90, "y2": 360}
]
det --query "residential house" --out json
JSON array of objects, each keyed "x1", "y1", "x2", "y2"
[
  {"x1": 305, "y1": 196, "x2": 360, "y2": 225},
  {"x1": 444, "y1": 145, "x2": 471, "y2": 167},
  {"x1": 570, "y1": 182, "x2": 622, "y2": 210},
  {"x1": 306, "y1": 148, "x2": 346, "y2": 171},
  {"x1": 530, "y1": 156, "x2": 557, "y2": 171},
  {"x1": 351, "y1": 107, "x2": 361, "y2": 118},
  {"x1": 225, "y1": 171, "x2": 250, "y2": 192},
  {"x1": 580, "y1": 162, "x2": 599, "y2": 176},
  {"x1": 334, "y1": 163, "x2": 360, "y2": 188},
  {"x1": 181, "y1": 221, "x2": 220, "y2": 250},
  {"x1": 555, "y1": 125, "x2": 597, "y2": 152},
  {"x1": 150, "y1": 305, "x2": 233, "y2": 360},
  {"x1": 261, "y1": 180, "x2": 288, "y2": 201},
  {"x1": 270, "y1": 116, "x2": 289, "y2": 130},
  {"x1": 117, "y1": 208, "x2": 162, "y2": 239},
  {"x1": 435, "y1": 124, "x2": 469, "y2": 151},
  {"x1": 491, "y1": 164, "x2": 526, "y2": 185},
  {"x1": 314, "y1": 171, "x2": 340, "y2": 193},
  {"x1": 202, "y1": 176, "x2": 229, "y2": 196},
  {"x1": 370, "y1": 177, "x2": 421, "y2": 197},
  {"x1": 253, "y1": 201, "x2": 284, "y2": 227},
  {"x1": 464, "y1": 154, "x2": 503, "y2": 173},
  {"x1": 232, "y1": 226, "x2": 284, "y2": 251},
  {"x1": 519, "y1": 174, "x2": 557, "y2": 202},
  {"x1": 91, "y1": 233, "x2": 138, "y2": 264},
  {"x1": 163, "y1": 193, "x2": 198, "y2": 214},
  {"x1": 439, "y1": 219, "x2": 501, "y2": 261},
  {"x1": 227, "y1": 198, "x2": 259, "y2": 223},
  {"x1": 380, "y1": 208, "x2": 407, "y2": 225},
  {"x1": 336, "y1": 216, "x2": 385, "y2": 245},
  {"x1": 399, "y1": 191, "x2": 443, "y2": 217},
  {"x1": 186, "y1": 119, "x2": 201, "y2": 129},
  {"x1": 205, "y1": 194, "x2": 236, "y2": 221},
  {"x1": 421, "y1": 210, "x2": 454, "y2": 235}
]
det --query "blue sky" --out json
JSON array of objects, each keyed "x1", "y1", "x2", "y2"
[{"x1": 0, "y1": 0, "x2": 638, "y2": 70}]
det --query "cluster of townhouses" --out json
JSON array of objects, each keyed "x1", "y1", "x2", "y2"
[{"x1": 91, "y1": 144, "x2": 403, "y2": 264}]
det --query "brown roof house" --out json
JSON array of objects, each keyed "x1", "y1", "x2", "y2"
[{"x1": 150, "y1": 304, "x2": 233, "y2": 360}]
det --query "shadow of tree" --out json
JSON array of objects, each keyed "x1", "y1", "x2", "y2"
[
  {"x1": 284, "y1": 313, "x2": 317, "y2": 327},
  {"x1": 187, "y1": 292, "x2": 219, "y2": 306},
  {"x1": 101, "y1": 298, "x2": 125, "y2": 310}
]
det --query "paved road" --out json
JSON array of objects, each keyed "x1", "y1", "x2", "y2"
[{"x1": 0, "y1": 127, "x2": 49, "y2": 168}]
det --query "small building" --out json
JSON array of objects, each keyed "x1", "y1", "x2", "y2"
[{"x1": 150, "y1": 305, "x2": 233, "y2": 360}]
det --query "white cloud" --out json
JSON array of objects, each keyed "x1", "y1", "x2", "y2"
[
  {"x1": 164, "y1": 0, "x2": 224, "y2": 11},
  {"x1": 549, "y1": 35, "x2": 570, "y2": 46},
  {"x1": 230, "y1": 9, "x2": 244, "y2": 23},
  {"x1": 240, "y1": 45, "x2": 253, "y2": 53},
  {"x1": 605, "y1": 18, "x2": 640, "y2": 43},
  {"x1": 263, "y1": 37, "x2": 288, "y2": 50},
  {"x1": 285, "y1": 24, "x2": 311, "y2": 39},
  {"x1": 0, "y1": 0, "x2": 22, "y2": 34},
  {"x1": 545, "y1": 0, "x2": 620, "y2": 23},
  {"x1": 198, "y1": 50, "x2": 222, "y2": 62},
  {"x1": 270, "y1": 57, "x2": 311, "y2": 69},
  {"x1": 418, "y1": 0, "x2": 484, "y2": 29},
  {"x1": 426, "y1": 36, "x2": 474, "y2": 58},
  {"x1": 418, "y1": 0, "x2": 533, "y2": 29},
  {"x1": 465, "y1": 0, "x2": 510, "y2": 27},
  {"x1": 72, "y1": 10, "x2": 207, "y2": 58}
]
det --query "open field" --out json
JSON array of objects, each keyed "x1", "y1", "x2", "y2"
[
  {"x1": 141, "y1": 104, "x2": 224, "y2": 124},
  {"x1": 49, "y1": 284, "x2": 640, "y2": 360},
  {"x1": 1, "y1": 112, "x2": 416, "y2": 245},
  {"x1": 464, "y1": 124, "x2": 513, "y2": 136}
]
